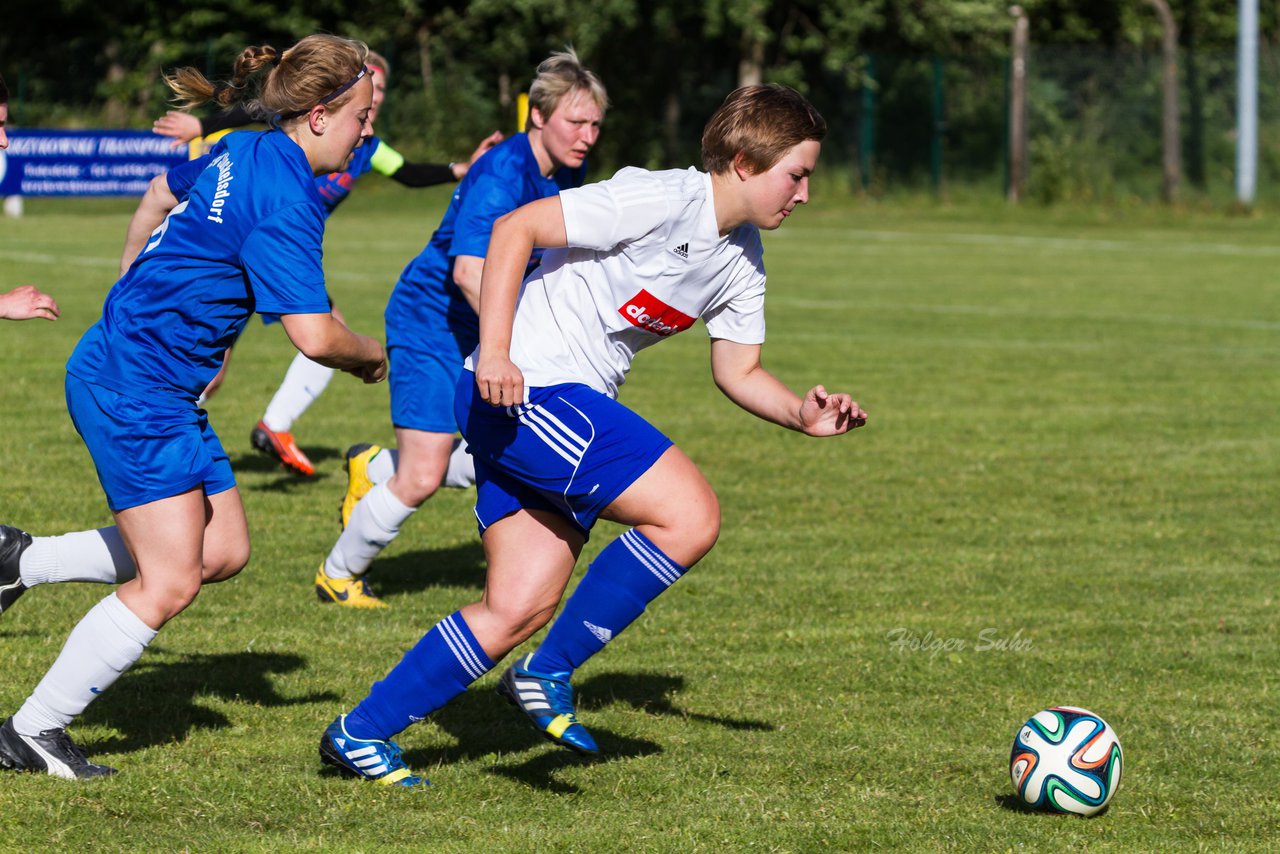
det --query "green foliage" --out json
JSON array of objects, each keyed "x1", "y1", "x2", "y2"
[{"x1": 8, "y1": 2, "x2": 1280, "y2": 198}]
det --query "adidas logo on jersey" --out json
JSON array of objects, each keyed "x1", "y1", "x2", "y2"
[
  {"x1": 671, "y1": 242, "x2": 690, "y2": 259},
  {"x1": 584, "y1": 621, "x2": 613, "y2": 644}
]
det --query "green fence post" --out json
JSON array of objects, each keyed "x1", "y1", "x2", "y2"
[
  {"x1": 860, "y1": 54, "x2": 876, "y2": 191},
  {"x1": 931, "y1": 56, "x2": 944, "y2": 196}
]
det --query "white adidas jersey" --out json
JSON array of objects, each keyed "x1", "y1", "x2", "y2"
[{"x1": 467, "y1": 166, "x2": 767, "y2": 398}]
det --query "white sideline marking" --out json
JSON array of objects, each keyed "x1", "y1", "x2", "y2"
[
  {"x1": 770, "y1": 227, "x2": 1280, "y2": 259},
  {"x1": 769, "y1": 297, "x2": 1280, "y2": 333}
]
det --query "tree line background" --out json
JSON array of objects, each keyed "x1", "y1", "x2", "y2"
[{"x1": 5, "y1": 0, "x2": 1280, "y2": 203}]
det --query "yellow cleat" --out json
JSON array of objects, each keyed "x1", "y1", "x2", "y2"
[
  {"x1": 315, "y1": 566, "x2": 388, "y2": 609},
  {"x1": 339, "y1": 443, "x2": 381, "y2": 530}
]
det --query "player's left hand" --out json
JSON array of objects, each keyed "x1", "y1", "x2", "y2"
[
  {"x1": 0, "y1": 285, "x2": 60, "y2": 321},
  {"x1": 798, "y1": 384, "x2": 866, "y2": 436},
  {"x1": 469, "y1": 131, "x2": 504, "y2": 165},
  {"x1": 153, "y1": 111, "x2": 203, "y2": 148}
]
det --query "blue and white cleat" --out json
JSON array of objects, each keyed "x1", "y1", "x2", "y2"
[
  {"x1": 319, "y1": 715, "x2": 426, "y2": 788},
  {"x1": 496, "y1": 655, "x2": 598, "y2": 755}
]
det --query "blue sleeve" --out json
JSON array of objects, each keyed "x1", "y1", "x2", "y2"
[
  {"x1": 240, "y1": 203, "x2": 332, "y2": 315},
  {"x1": 449, "y1": 173, "x2": 522, "y2": 259},
  {"x1": 166, "y1": 153, "x2": 213, "y2": 200}
]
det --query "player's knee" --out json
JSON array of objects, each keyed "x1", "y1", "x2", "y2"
[
  {"x1": 203, "y1": 541, "x2": 250, "y2": 583},
  {"x1": 486, "y1": 598, "x2": 557, "y2": 647},
  {"x1": 667, "y1": 489, "x2": 721, "y2": 565},
  {"x1": 147, "y1": 576, "x2": 203, "y2": 620},
  {"x1": 388, "y1": 469, "x2": 442, "y2": 507}
]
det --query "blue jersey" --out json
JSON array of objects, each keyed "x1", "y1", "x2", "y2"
[
  {"x1": 67, "y1": 130, "x2": 332, "y2": 406},
  {"x1": 315, "y1": 136, "x2": 381, "y2": 213},
  {"x1": 383, "y1": 133, "x2": 584, "y2": 345}
]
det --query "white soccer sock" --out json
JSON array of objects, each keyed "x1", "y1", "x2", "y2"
[
  {"x1": 19, "y1": 527, "x2": 137, "y2": 587},
  {"x1": 366, "y1": 447, "x2": 397, "y2": 484},
  {"x1": 12, "y1": 593, "x2": 157, "y2": 735},
  {"x1": 444, "y1": 437, "x2": 475, "y2": 489},
  {"x1": 324, "y1": 482, "x2": 416, "y2": 579},
  {"x1": 364, "y1": 440, "x2": 473, "y2": 489},
  {"x1": 262, "y1": 353, "x2": 335, "y2": 433}
]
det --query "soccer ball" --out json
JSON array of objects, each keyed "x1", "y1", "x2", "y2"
[{"x1": 1009, "y1": 706, "x2": 1123, "y2": 816}]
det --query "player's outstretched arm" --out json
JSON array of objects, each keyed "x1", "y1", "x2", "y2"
[
  {"x1": 279, "y1": 312, "x2": 387, "y2": 384},
  {"x1": 709, "y1": 338, "x2": 866, "y2": 436},
  {"x1": 0, "y1": 285, "x2": 60, "y2": 322},
  {"x1": 120, "y1": 175, "x2": 181, "y2": 275},
  {"x1": 474, "y1": 196, "x2": 568, "y2": 407}
]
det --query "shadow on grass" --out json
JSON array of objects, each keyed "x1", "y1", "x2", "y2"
[
  {"x1": 229, "y1": 446, "x2": 344, "y2": 491},
  {"x1": 397, "y1": 670, "x2": 772, "y2": 793},
  {"x1": 81, "y1": 648, "x2": 337, "y2": 754},
  {"x1": 368, "y1": 541, "x2": 488, "y2": 594},
  {"x1": 993, "y1": 793, "x2": 1111, "y2": 818}
]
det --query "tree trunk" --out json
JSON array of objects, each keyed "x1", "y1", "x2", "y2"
[
  {"x1": 103, "y1": 40, "x2": 128, "y2": 126},
  {"x1": 738, "y1": 26, "x2": 765, "y2": 87},
  {"x1": 417, "y1": 23, "x2": 433, "y2": 92},
  {"x1": 1145, "y1": 0, "x2": 1181, "y2": 203},
  {"x1": 1007, "y1": 6, "x2": 1029, "y2": 203},
  {"x1": 663, "y1": 88, "x2": 681, "y2": 167}
]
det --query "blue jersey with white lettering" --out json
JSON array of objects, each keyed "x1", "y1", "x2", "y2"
[
  {"x1": 383, "y1": 133, "x2": 584, "y2": 344},
  {"x1": 315, "y1": 135, "x2": 381, "y2": 213},
  {"x1": 67, "y1": 130, "x2": 332, "y2": 406}
]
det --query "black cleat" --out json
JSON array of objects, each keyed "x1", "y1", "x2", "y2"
[
  {"x1": 0, "y1": 717, "x2": 117, "y2": 780},
  {"x1": 0, "y1": 525, "x2": 32, "y2": 615}
]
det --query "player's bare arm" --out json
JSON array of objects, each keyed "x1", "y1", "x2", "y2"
[
  {"x1": 279, "y1": 312, "x2": 386, "y2": 383},
  {"x1": 709, "y1": 338, "x2": 866, "y2": 436},
  {"x1": 451, "y1": 255, "x2": 485, "y2": 313},
  {"x1": 474, "y1": 196, "x2": 568, "y2": 406},
  {"x1": 119, "y1": 175, "x2": 181, "y2": 275}
]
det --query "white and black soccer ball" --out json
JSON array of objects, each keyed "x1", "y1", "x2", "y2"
[{"x1": 1010, "y1": 705, "x2": 1122, "y2": 816}]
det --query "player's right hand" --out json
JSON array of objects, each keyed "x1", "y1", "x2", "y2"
[
  {"x1": 352, "y1": 358, "x2": 387, "y2": 384},
  {"x1": 475, "y1": 351, "x2": 524, "y2": 408}
]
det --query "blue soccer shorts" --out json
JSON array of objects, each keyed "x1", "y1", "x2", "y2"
[
  {"x1": 65, "y1": 374, "x2": 236, "y2": 512},
  {"x1": 453, "y1": 370, "x2": 673, "y2": 537},
  {"x1": 387, "y1": 327, "x2": 475, "y2": 434}
]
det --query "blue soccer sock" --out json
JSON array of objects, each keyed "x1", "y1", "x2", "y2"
[
  {"x1": 344, "y1": 611, "x2": 494, "y2": 741},
  {"x1": 528, "y1": 529, "x2": 688, "y2": 678}
]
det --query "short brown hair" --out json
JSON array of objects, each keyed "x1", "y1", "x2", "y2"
[
  {"x1": 701, "y1": 84, "x2": 826, "y2": 175},
  {"x1": 0, "y1": 73, "x2": 8, "y2": 106},
  {"x1": 164, "y1": 34, "x2": 369, "y2": 123}
]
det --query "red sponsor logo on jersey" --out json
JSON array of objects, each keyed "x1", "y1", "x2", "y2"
[{"x1": 618, "y1": 289, "x2": 696, "y2": 337}]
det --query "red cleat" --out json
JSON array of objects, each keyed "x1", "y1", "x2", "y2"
[{"x1": 251, "y1": 420, "x2": 316, "y2": 476}]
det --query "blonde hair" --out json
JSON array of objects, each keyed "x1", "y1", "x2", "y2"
[
  {"x1": 527, "y1": 48, "x2": 607, "y2": 123},
  {"x1": 701, "y1": 84, "x2": 826, "y2": 175},
  {"x1": 165, "y1": 34, "x2": 369, "y2": 122}
]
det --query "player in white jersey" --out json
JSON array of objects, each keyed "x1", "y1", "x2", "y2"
[{"x1": 317, "y1": 85, "x2": 867, "y2": 787}]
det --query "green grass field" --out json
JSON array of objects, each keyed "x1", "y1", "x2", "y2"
[{"x1": 0, "y1": 187, "x2": 1277, "y2": 852}]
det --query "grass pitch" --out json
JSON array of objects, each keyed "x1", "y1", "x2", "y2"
[{"x1": 0, "y1": 187, "x2": 1277, "y2": 852}]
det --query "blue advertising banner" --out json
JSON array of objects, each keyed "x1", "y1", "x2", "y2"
[{"x1": 0, "y1": 130, "x2": 188, "y2": 197}]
